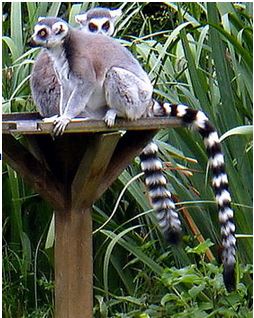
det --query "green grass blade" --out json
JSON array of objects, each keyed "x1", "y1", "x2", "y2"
[
  {"x1": 220, "y1": 125, "x2": 253, "y2": 142},
  {"x1": 47, "y1": 2, "x2": 61, "y2": 17},
  {"x1": 10, "y1": 2, "x2": 23, "y2": 58},
  {"x1": 102, "y1": 227, "x2": 163, "y2": 296},
  {"x1": 2, "y1": 36, "x2": 19, "y2": 62}
]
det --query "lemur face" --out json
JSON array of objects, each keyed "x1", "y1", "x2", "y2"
[
  {"x1": 75, "y1": 7, "x2": 122, "y2": 36},
  {"x1": 86, "y1": 17, "x2": 112, "y2": 35},
  {"x1": 29, "y1": 17, "x2": 69, "y2": 48}
]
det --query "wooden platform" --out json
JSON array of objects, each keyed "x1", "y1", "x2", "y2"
[{"x1": 3, "y1": 112, "x2": 182, "y2": 318}]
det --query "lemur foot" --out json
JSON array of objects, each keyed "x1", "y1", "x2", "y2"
[
  {"x1": 53, "y1": 115, "x2": 71, "y2": 136},
  {"x1": 104, "y1": 109, "x2": 117, "y2": 127}
]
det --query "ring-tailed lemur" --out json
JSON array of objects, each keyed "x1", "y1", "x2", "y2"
[
  {"x1": 29, "y1": 17, "x2": 236, "y2": 291},
  {"x1": 30, "y1": 7, "x2": 122, "y2": 117}
]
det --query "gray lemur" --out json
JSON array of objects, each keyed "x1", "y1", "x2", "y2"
[
  {"x1": 30, "y1": 7, "x2": 122, "y2": 117},
  {"x1": 29, "y1": 17, "x2": 236, "y2": 291}
]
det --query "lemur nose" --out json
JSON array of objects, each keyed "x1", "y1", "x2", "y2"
[{"x1": 27, "y1": 36, "x2": 38, "y2": 47}]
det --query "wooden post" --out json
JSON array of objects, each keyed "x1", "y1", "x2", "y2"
[{"x1": 55, "y1": 208, "x2": 93, "y2": 318}]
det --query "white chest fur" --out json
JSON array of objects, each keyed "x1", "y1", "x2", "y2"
[{"x1": 48, "y1": 47, "x2": 69, "y2": 82}]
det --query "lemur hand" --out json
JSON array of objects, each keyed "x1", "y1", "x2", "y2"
[{"x1": 53, "y1": 115, "x2": 71, "y2": 137}]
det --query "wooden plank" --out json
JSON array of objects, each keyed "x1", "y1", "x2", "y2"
[
  {"x1": 55, "y1": 208, "x2": 93, "y2": 318},
  {"x1": 3, "y1": 115, "x2": 182, "y2": 134},
  {"x1": 72, "y1": 132, "x2": 122, "y2": 210},
  {"x1": 3, "y1": 134, "x2": 65, "y2": 211}
]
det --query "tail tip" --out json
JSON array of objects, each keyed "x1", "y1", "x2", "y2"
[
  {"x1": 223, "y1": 264, "x2": 237, "y2": 292},
  {"x1": 165, "y1": 230, "x2": 182, "y2": 245}
]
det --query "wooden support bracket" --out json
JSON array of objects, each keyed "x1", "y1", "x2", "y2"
[
  {"x1": 3, "y1": 134, "x2": 65, "y2": 210},
  {"x1": 72, "y1": 132, "x2": 122, "y2": 210}
]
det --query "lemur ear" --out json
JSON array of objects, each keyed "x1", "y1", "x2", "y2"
[
  {"x1": 38, "y1": 16, "x2": 46, "y2": 22},
  {"x1": 75, "y1": 13, "x2": 87, "y2": 25},
  {"x1": 52, "y1": 21, "x2": 69, "y2": 35},
  {"x1": 110, "y1": 8, "x2": 122, "y2": 19}
]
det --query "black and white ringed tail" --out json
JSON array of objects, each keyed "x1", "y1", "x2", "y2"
[
  {"x1": 140, "y1": 141, "x2": 182, "y2": 244},
  {"x1": 150, "y1": 101, "x2": 236, "y2": 292}
]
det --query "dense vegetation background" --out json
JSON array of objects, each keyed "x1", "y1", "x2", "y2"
[{"x1": 2, "y1": 2, "x2": 253, "y2": 317}]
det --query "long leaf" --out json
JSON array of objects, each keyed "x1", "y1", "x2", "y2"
[
  {"x1": 220, "y1": 125, "x2": 253, "y2": 142},
  {"x1": 10, "y1": 2, "x2": 23, "y2": 58}
]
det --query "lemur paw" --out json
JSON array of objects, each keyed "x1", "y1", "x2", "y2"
[
  {"x1": 104, "y1": 109, "x2": 117, "y2": 127},
  {"x1": 53, "y1": 116, "x2": 71, "y2": 137}
]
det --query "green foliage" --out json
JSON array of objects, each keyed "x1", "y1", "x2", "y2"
[
  {"x1": 92, "y1": 240, "x2": 252, "y2": 317},
  {"x1": 2, "y1": 2, "x2": 252, "y2": 317}
]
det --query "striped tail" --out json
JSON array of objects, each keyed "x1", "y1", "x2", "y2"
[
  {"x1": 140, "y1": 142, "x2": 182, "y2": 244},
  {"x1": 152, "y1": 101, "x2": 236, "y2": 292}
]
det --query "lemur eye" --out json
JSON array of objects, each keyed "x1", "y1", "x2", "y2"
[
  {"x1": 38, "y1": 28, "x2": 48, "y2": 38},
  {"x1": 88, "y1": 23, "x2": 98, "y2": 32},
  {"x1": 102, "y1": 21, "x2": 110, "y2": 31},
  {"x1": 55, "y1": 24, "x2": 65, "y2": 35}
]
